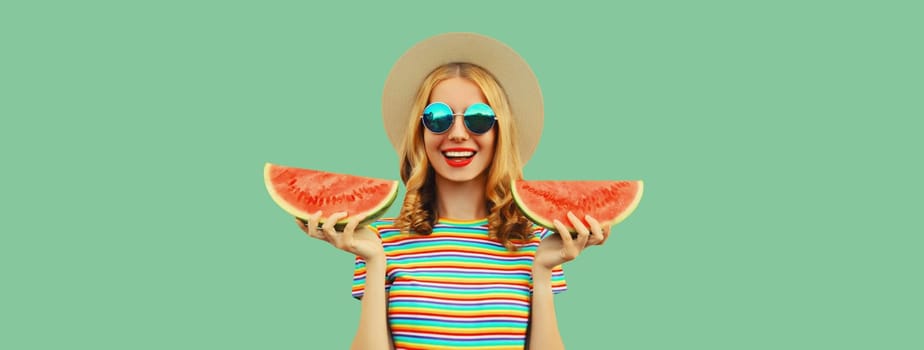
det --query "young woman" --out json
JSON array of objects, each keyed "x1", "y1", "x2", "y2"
[{"x1": 296, "y1": 33, "x2": 611, "y2": 350}]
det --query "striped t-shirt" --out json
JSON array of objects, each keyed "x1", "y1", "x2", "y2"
[{"x1": 352, "y1": 217, "x2": 567, "y2": 350}]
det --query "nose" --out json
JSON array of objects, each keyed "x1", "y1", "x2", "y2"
[{"x1": 447, "y1": 115, "x2": 469, "y2": 141}]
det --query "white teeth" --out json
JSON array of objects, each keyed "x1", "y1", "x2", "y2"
[{"x1": 444, "y1": 151, "x2": 475, "y2": 157}]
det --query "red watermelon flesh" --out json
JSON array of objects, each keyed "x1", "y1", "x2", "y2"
[
  {"x1": 264, "y1": 163, "x2": 399, "y2": 229},
  {"x1": 511, "y1": 180, "x2": 643, "y2": 233}
]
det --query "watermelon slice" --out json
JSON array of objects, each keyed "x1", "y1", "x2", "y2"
[
  {"x1": 263, "y1": 163, "x2": 399, "y2": 230},
  {"x1": 511, "y1": 179, "x2": 644, "y2": 233}
]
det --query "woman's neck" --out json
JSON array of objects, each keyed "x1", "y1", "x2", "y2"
[{"x1": 433, "y1": 174, "x2": 488, "y2": 220}]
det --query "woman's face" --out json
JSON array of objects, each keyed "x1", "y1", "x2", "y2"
[{"x1": 424, "y1": 77, "x2": 496, "y2": 184}]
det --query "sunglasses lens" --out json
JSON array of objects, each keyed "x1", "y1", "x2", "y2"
[
  {"x1": 422, "y1": 103, "x2": 453, "y2": 133},
  {"x1": 464, "y1": 103, "x2": 496, "y2": 134}
]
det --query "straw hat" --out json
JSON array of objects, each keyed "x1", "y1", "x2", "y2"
[{"x1": 381, "y1": 32, "x2": 544, "y2": 164}]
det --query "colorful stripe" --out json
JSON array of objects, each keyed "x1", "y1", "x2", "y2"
[{"x1": 352, "y1": 218, "x2": 566, "y2": 349}]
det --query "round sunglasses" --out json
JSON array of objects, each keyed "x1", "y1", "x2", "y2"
[{"x1": 421, "y1": 102, "x2": 497, "y2": 135}]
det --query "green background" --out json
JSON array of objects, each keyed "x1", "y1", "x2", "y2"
[{"x1": 2, "y1": 0, "x2": 921, "y2": 349}]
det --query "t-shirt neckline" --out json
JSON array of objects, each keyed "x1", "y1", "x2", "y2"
[{"x1": 437, "y1": 217, "x2": 489, "y2": 226}]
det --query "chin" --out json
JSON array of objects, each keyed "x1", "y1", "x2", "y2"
[{"x1": 437, "y1": 165, "x2": 489, "y2": 184}]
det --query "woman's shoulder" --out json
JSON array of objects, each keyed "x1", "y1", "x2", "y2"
[
  {"x1": 528, "y1": 221, "x2": 555, "y2": 240},
  {"x1": 366, "y1": 217, "x2": 401, "y2": 238},
  {"x1": 369, "y1": 217, "x2": 397, "y2": 226}
]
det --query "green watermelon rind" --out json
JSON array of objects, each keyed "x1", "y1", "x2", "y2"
[
  {"x1": 510, "y1": 179, "x2": 644, "y2": 234},
  {"x1": 264, "y1": 163, "x2": 400, "y2": 231}
]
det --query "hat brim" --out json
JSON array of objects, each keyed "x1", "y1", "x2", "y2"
[{"x1": 382, "y1": 32, "x2": 544, "y2": 165}]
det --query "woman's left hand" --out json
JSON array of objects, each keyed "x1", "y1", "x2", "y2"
[{"x1": 534, "y1": 211, "x2": 611, "y2": 271}]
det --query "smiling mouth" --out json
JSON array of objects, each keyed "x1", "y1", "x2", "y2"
[
  {"x1": 442, "y1": 150, "x2": 476, "y2": 159},
  {"x1": 441, "y1": 150, "x2": 476, "y2": 167}
]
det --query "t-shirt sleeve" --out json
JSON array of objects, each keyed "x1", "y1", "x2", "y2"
[
  {"x1": 536, "y1": 227, "x2": 568, "y2": 294},
  {"x1": 351, "y1": 222, "x2": 382, "y2": 300},
  {"x1": 351, "y1": 255, "x2": 368, "y2": 299}
]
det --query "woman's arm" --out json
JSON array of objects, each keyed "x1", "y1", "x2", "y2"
[
  {"x1": 527, "y1": 267, "x2": 565, "y2": 350},
  {"x1": 527, "y1": 212, "x2": 611, "y2": 349},
  {"x1": 351, "y1": 257, "x2": 393, "y2": 350},
  {"x1": 296, "y1": 212, "x2": 393, "y2": 349}
]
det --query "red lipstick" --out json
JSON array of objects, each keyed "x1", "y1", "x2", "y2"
[{"x1": 442, "y1": 148, "x2": 476, "y2": 168}]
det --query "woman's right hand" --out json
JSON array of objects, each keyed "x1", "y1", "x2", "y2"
[{"x1": 295, "y1": 211, "x2": 384, "y2": 261}]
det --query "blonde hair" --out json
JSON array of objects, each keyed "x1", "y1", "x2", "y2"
[{"x1": 394, "y1": 63, "x2": 533, "y2": 250}]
